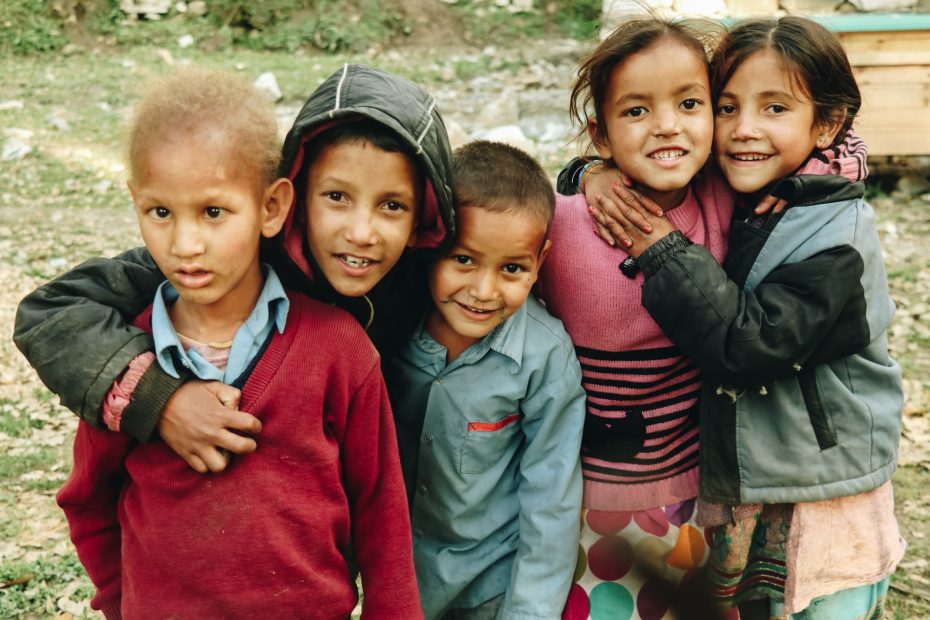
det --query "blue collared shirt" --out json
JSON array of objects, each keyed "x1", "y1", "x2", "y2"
[
  {"x1": 151, "y1": 266, "x2": 289, "y2": 383},
  {"x1": 390, "y1": 295, "x2": 586, "y2": 620}
]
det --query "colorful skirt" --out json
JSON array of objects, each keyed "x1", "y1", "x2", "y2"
[{"x1": 562, "y1": 499, "x2": 730, "y2": 620}]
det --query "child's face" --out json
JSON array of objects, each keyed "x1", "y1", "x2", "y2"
[
  {"x1": 591, "y1": 38, "x2": 713, "y2": 209},
  {"x1": 304, "y1": 140, "x2": 420, "y2": 298},
  {"x1": 129, "y1": 130, "x2": 291, "y2": 316},
  {"x1": 427, "y1": 206, "x2": 550, "y2": 355},
  {"x1": 714, "y1": 49, "x2": 842, "y2": 194}
]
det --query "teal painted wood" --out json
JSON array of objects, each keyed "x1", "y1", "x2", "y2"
[
  {"x1": 723, "y1": 14, "x2": 930, "y2": 32},
  {"x1": 810, "y1": 13, "x2": 930, "y2": 33}
]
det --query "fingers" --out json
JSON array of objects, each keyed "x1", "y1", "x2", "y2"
[
  {"x1": 753, "y1": 195, "x2": 789, "y2": 215},
  {"x1": 205, "y1": 382, "x2": 241, "y2": 409},
  {"x1": 611, "y1": 181, "x2": 664, "y2": 222},
  {"x1": 592, "y1": 196, "x2": 635, "y2": 249},
  {"x1": 215, "y1": 429, "x2": 259, "y2": 455},
  {"x1": 199, "y1": 448, "x2": 231, "y2": 474}
]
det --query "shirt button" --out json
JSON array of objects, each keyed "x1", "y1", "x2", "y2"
[
  {"x1": 418, "y1": 483, "x2": 428, "y2": 495},
  {"x1": 424, "y1": 433, "x2": 434, "y2": 445},
  {"x1": 434, "y1": 377, "x2": 444, "y2": 385},
  {"x1": 414, "y1": 528, "x2": 424, "y2": 537}
]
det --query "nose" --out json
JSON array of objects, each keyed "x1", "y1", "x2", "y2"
[
  {"x1": 653, "y1": 106, "x2": 681, "y2": 137},
  {"x1": 469, "y1": 269, "x2": 499, "y2": 301},
  {"x1": 171, "y1": 222, "x2": 205, "y2": 258},
  {"x1": 730, "y1": 111, "x2": 758, "y2": 140},
  {"x1": 344, "y1": 206, "x2": 378, "y2": 246}
]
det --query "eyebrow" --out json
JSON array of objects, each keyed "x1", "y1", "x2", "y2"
[
  {"x1": 615, "y1": 82, "x2": 708, "y2": 106},
  {"x1": 719, "y1": 88, "x2": 802, "y2": 102}
]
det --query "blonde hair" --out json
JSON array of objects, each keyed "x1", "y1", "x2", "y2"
[{"x1": 127, "y1": 66, "x2": 280, "y2": 184}]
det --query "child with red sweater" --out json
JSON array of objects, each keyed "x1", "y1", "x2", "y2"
[{"x1": 55, "y1": 67, "x2": 419, "y2": 619}]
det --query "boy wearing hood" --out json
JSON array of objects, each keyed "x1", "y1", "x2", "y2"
[{"x1": 14, "y1": 64, "x2": 455, "y2": 474}]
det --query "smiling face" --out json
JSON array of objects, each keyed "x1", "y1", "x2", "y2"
[
  {"x1": 591, "y1": 37, "x2": 713, "y2": 210},
  {"x1": 427, "y1": 205, "x2": 550, "y2": 362},
  {"x1": 714, "y1": 49, "x2": 843, "y2": 195},
  {"x1": 130, "y1": 128, "x2": 290, "y2": 324},
  {"x1": 304, "y1": 140, "x2": 420, "y2": 298}
]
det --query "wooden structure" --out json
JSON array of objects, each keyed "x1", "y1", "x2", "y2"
[{"x1": 814, "y1": 14, "x2": 930, "y2": 156}]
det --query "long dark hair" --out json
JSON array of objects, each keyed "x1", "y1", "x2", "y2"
[{"x1": 711, "y1": 16, "x2": 861, "y2": 146}]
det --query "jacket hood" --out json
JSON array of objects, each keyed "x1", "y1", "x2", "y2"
[{"x1": 278, "y1": 63, "x2": 455, "y2": 283}]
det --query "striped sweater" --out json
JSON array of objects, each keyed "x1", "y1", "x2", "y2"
[{"x1": 537, "y1": 173, "x2": 733, "y2": 511}]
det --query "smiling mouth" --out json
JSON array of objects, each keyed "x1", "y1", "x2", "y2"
[
  {"x1": 649, "y1": 149, "x2": 686, "y2": 160},
  {"x1": 455, "y1": 301, "x2": 499, "y2": 315},
  {"x1": 339, "y1": 255, "x2": 374, "y2": 268},
  {"x1": 730, "y1": 153, "x2": 771, "y2": 161}
]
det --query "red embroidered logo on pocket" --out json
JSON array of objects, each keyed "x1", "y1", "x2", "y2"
[{"x1": 467, "y1": 413, "x2": 520, "y2": 432}]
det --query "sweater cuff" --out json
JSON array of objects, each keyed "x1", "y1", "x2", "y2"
[
  {"x1": 98, "y1": 599, "x2": 122, "y2": 620},
  {"x1": 120, "y1": 362, "x2": 188, "y2": 443},
  {"x1": 638, "y1": 231, "x2": 691, "y2": 279}
]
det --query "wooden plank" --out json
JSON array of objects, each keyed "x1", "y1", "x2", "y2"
[
  {"x1": 857, "y1": 107, "x2": 930, "y2": 131},
  {"x1": 847, "y1": 50, "x2": 930, "y2": 67},
  {"x1": 839, "y1": 30, "x2": 930, "y2": 54},
  {"x1": 855, "y1": 129, "x2": 930, "y2": 156},
  {"x1": 854, "y1": 65, "x2": 930, "y2": 85},
  {"x1": 859, "y1": 82, "x2": 930, "y2": 109}
]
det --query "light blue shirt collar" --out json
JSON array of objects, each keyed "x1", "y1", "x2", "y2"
[
  {"x1": 151, "y1": 265, "x2": 289, "y2": 383},
  {"x1": 414, "y1": 301, "x2": 528, "y2": 370}
]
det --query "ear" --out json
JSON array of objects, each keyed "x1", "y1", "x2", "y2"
[
  {"x1": 588, "y1": 119, "x2": 612, "y2": 161},
  {"x1": 534, "y1": 238, "x2": 552, "y2": 274},
  {"x1": 260, "y1": 178, "x2": 295, "y2": 238},
  {"x1": 815, "y1": 109, "x2": 847, "y2": 149}
]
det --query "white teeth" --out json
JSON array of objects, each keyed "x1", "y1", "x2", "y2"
[
  {"x1": 650, "y1": 150, "x2": 685, "y2": 160},
  {"x1": 342, "y1": 255, "x2": 370, "y2": 267},
  {"x1": 733, "y1": 153, "x2": 769, "y2": 161}
]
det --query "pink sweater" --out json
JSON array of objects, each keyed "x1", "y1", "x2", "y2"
[{"x1": 537, "y1": 173, "x2": 733, "y2": 511}]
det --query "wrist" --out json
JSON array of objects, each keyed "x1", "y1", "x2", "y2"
[
  {"x1": 120, "y1": 363, "x2": 189, "y2": 443},
  {"x1": 578, "y1": 159, "x2": 605, "y2": 194},
  {"x1": 638, "y1": 231, "x2": 691, "y2": 279}
]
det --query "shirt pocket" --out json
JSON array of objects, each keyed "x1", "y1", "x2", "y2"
[{"x1": 460, "y1": 412, "x2": 522, "y2": 474}]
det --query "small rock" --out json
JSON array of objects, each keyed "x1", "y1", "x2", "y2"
[
  {"x1": 155, "y1": 48, "x2": 174, "y2": 64},
  {"x1": 445, "y1": 120, "x2": 470, "y2": 149},
  {"x1": 0, "y1": 100, "x2": 24, "y2": 111},
  {"x1": 254, "y1": 71, "x2": 283, "y2": 102},
  {"x1": 175, "y1": 1, "x2": 187, "y2": 12},
  {"x1": 480, "y1": 125, "x2": 537, "y2": 156},
  {"x1": 187, "y1": 0, "x2": 207, "y2": 16},
  {"x1": 61, "y1": 43, "x2": 82, "y2": 56},
  {"x1": 177, "y1": 34, "x2": 194, "y2": 48},
  {"x1": 1, "y1": 138, "x2": 32, "y2": 161},
  {"x1": 47, "y1": 113, "x2": 70, "y2": 131}
]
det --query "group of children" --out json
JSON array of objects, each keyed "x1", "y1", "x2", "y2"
[{"x1": 13, "y1": 11, "x2": 904, "y2": 620}]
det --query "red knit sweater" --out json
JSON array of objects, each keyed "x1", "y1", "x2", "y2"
[{"x1": 57, "y1": 292, "x2": 420, "y2": 619}]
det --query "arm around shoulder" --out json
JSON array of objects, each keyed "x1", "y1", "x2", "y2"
[
  {"x1": 640, "y1": 235, "x2": 871, "y2": 387},
  {"x1": 14, "y1": 247, "x2": 167, "y2": 426}
]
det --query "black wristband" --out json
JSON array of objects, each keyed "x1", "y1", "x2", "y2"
[{"x1": 637, "y1": 231, "x2": 691, "y2": 279}]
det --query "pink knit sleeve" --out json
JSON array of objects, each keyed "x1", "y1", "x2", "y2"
[
  {"x1": 102, "y1": 353, "x2": 156, "y2": 432},
  {"x1": 798, "y1": 129, "x2": 868, "y2": 182}
]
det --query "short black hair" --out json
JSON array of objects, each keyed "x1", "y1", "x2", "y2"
[{"x1": 452, "y1": 140, "x2": 555, "y2": 233}]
